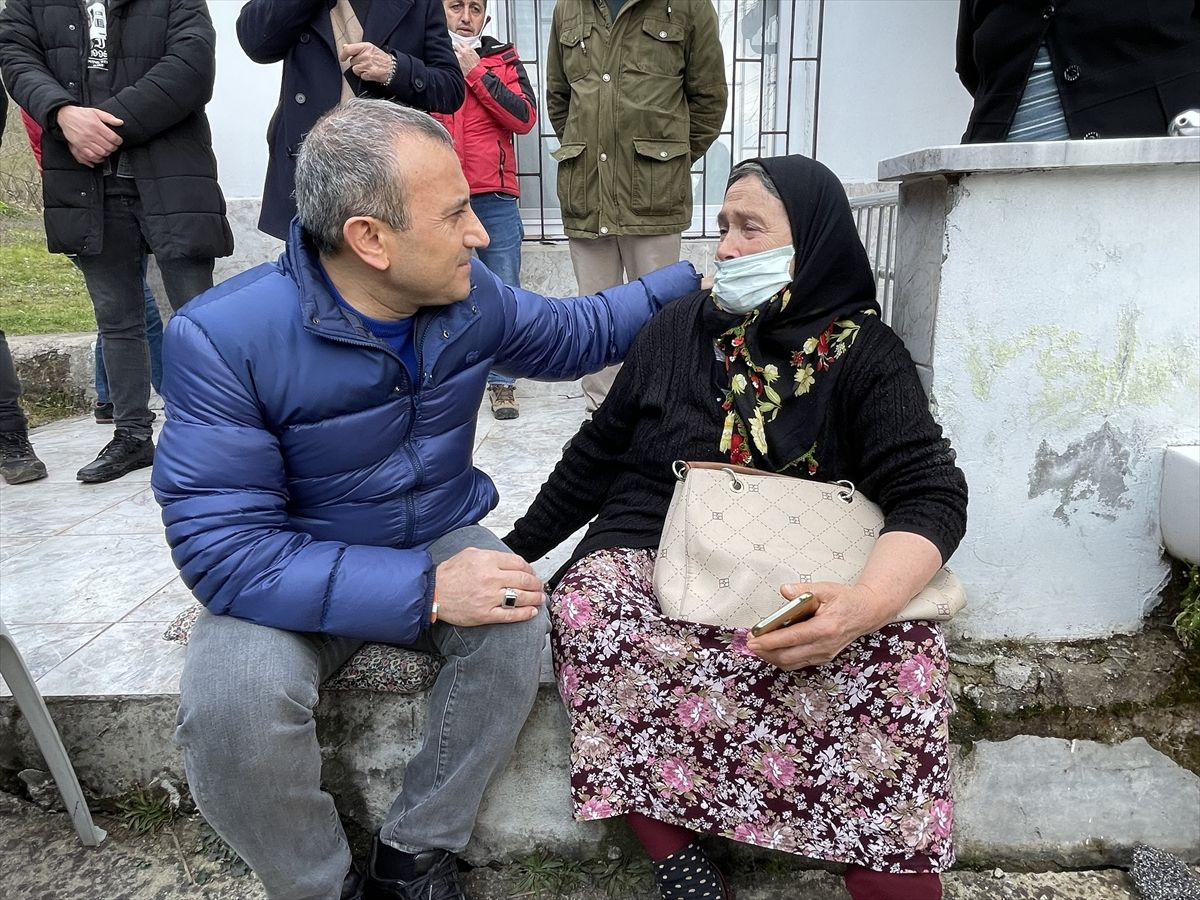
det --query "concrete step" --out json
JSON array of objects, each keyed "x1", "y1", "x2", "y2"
[{"x1": 0, "y1": 790, "x2": 1171, "y2": 900}]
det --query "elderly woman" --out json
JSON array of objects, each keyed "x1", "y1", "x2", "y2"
[{"x1": 505, "y1": 155, "x2": 968, "y2": 900}]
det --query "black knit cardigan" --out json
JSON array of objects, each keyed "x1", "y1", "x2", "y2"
[{"x1": 504, "y1": 293, "x2": 969, "y2": 580}]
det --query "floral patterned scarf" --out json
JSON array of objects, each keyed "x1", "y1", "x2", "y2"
[{"x1": 707, "y1": 155, "x2": 881, "y2": 474}]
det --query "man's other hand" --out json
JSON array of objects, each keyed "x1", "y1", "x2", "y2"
[
  {"x1": 435, "y1": 548, "x2": 545, "y2": 626},
  {"x1": 340, "y1": 42, "x2": 394, "y2": 84},
  {"x1": 56, "y1": 105, "x2": 123, "y2": 167}
]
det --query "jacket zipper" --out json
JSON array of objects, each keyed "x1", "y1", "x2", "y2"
[
  {"x1": 403, "y1": 315, "x2": 433, "y2": 546},
  {"x1": 497, "y1": 141, "x2": 506, "y2": 190},
  {"x1": 307, "y1": 323, "x2": 425, "y2": 545}
]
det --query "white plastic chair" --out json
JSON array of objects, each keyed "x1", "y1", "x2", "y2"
[{"x1": 0, "y1": 616, "x2": 106, "y2": 846}]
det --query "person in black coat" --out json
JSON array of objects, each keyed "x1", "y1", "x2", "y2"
[
  {"x1": 0, "y1": 0, "x2": 233, "y2": 485},
  {"x1": 238, "y1": 0, "x2": 466, "y2": 240},
  {"x1": 957, "y1": 0, "x2": 1200, "y2": 142}
]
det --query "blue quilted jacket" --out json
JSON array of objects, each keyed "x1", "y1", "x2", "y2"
[{"x1": 151, "y1": 222, "x2": 699, "y2": 643}]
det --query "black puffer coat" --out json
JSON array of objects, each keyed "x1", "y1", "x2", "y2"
[
  {"x1": 0, "y1": 0, "x2": 233, "y2": 259},
  {"x1": 957, "y1": 0, "x2": 1200, "y2": 143}
]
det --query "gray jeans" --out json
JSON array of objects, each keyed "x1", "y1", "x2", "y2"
[{"x1": 175, "y1": 525, "x2": 548, "y2": 900}]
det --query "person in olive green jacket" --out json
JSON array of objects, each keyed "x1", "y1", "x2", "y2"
[{"x1": 548, "y1": 0, "x2": 727, "y2": 413}]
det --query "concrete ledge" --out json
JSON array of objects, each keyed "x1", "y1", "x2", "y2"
[
  {"x1": 879, "y1": 136, "x2": 1200, "y2": 182},
  {"x1": 7, "y1": 332, "x2": 97, "y2": 409},
  {"x1": 4, "y1": 686, "x2": 1198, "y2": 867}
]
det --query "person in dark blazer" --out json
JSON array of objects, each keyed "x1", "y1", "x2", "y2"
[
  {"x1": 957, "y1": 0, "x2": 1200, "y2": 143},
  {"x1": 238, "y1": 0, "x2": 466, "y2": 240}
]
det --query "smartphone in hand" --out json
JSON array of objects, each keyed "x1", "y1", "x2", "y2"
[{"x1": 751, "y1": 592, "x2": 818, "y2": 637}]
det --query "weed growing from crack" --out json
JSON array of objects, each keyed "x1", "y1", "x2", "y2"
[
  {"x1": 118, "y1": 785, "x2": 178, "y2": 836},
  {"x1": 508, "y1": 848, "x2": 653, "y2": 898},
  {"x1": 1174, "y1": 564, "x2": 1200, "y2": 650}
]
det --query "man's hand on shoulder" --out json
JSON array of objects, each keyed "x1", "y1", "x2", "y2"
[
  {"x1": 56, "y1": 105, "x2": 123, "y2": 166},
  {"x1": 434, "y1": 548, "x2": 546, "y2": 626}
]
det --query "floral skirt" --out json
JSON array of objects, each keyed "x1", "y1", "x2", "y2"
[{"x1": 550, "y1": 547, "x2": 955, "y2": 873}]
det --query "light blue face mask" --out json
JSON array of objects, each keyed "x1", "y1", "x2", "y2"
[{"x1": 711, "y1": 244, "x2": 795, "y2": 314}]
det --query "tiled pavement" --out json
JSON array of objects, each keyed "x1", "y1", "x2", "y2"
[{"x1": 0, "y1": 379, "x2": 585, "y2": 698}]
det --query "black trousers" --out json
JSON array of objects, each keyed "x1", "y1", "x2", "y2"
[
  {"x1": 0, "y1": 329, "x2": 28, "y2": 436},
  {"x1": 73, "y1": 176, "x2": 214, "y2": 439}
]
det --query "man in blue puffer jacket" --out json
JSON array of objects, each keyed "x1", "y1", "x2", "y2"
[{"x1": 151, "y1": 99, "x2": 700, "y2": 900}]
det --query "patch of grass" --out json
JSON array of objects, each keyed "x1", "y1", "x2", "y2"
[
  {"x1": 1174, "y1": 564, "x2": 1200, "y2": 650},
  {"x1": 0, "y1": 219, "x2": 96, "y2": 335},
  {"x1": 23, "y1": 396, "x2": 87, "y2": 428},
  {"x1": 507, "y1": 848, "x2": 653, "y2": 898},
  {"x1": 118, "y1": 784, "x2": 179, "y2": 836}
]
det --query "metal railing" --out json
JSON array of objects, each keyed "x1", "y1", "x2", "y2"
[
  {"x1": 487, "y1": 0, "x2": 826, "y2": 240},
  {"x1": 849, "y1": 190, "x2": 900, "y2": 324}
]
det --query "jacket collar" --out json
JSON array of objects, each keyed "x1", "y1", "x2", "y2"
[
  {"x1": 311, "y1": 0, "x2": 415, "y2": 52},
  {"x1": 479, "y1": 36, "x2": 513, "y2": 57},
  {"x1": 280, "y1": 218, "x2": 481, "y2": 376},
  {"x1": 282, "y1": 219, "x2": 373, "y2": 344},
  {"x1": 363, "y1": 0, "x2": 415, "y2": 43}
]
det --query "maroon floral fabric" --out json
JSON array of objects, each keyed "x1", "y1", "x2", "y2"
[{"x1": 550, "y1": 548, "x2": 955, "y2": 874}]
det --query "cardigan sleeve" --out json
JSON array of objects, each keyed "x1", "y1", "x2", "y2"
[
  {"x1": 503, "y1": 321, "x2": 653, "y2": 563},
  {"x1": 838, "y1": 320, "x2": 968, "y2": 563}
]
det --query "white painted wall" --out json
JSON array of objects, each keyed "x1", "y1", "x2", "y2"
[
  {"x1": 817, "y1": 0, "x2": 974, "y2": 182},
  {"x1": 208, "y1": 1, "x2": 280, "y2": 199},
  {"x1": 931, "y1": 166, "x2": 1200, "y2": 640}
]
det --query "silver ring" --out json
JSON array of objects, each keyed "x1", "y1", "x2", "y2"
[{"x1": 502, "y1": 587, "x2": 519, "y2": 608}]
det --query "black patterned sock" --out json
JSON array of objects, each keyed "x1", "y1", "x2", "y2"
[{"x1": 652, "y1": 842, "x2": 729, "y2": 900}]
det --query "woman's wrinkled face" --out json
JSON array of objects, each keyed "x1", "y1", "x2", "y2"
[{"x1": 715, "y1": 175, "x2": 792, "y2": 261}]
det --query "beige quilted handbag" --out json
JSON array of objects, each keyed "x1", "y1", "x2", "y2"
[{"x1": 653, "y1": 461, "x2": 966, "y2": 629}]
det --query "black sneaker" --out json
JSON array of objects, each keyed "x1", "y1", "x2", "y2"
[
  {"x1": 365, "y1": 837, "x2": 465, "y2": 900},
  {"x1": 94, "y1": 401, "x2": 114, "y2": 424},
  {"x1": 76, "y1": 430, "x2": 155, "y2": 484},
  {"x1": 0, "y1": 431, "x2": 48, "y2": 484}
]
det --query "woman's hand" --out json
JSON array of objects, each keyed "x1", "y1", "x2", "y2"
[
  {"x1": 745, "y1": 580, "x2": 891, "y2": 671},
  {"x1": 340, "y1": 42, "x2": 395, "y2": 84},
  {"x1": 745, "y1": 532, "x2": 945, "y2": 671}
]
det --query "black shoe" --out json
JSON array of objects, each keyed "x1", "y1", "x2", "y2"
[
  {"x1": 365, "y1": 836, "x2": 465, "y2": 900},
  {"x1": 342, "y1": 865, "x2": 366, "y2": 900},
  {"x1": 0, "y1": 431, "x2": 48, "y2": 484},
  {"x1": 653, "y1": 842, "x2": 733, "y2": 900},
  {"x1": 76, "y1": 430, "x2": 155, "y2": 484},
  {"x1": 93, "y1": 401, "x2": 114, "y2": 424}
]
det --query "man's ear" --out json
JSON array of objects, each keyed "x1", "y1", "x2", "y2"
[{"x1": 342, "y1": 216, "x2": 391, "y2": 272}]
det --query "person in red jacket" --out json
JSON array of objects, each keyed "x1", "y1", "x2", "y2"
[{"x1": 433, "y1": 0, "x2": 536, "y2": 420}]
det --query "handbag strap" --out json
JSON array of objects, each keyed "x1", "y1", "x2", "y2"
[{"x1": 672, "y1": 460, "x2": 857, "y2": 502}]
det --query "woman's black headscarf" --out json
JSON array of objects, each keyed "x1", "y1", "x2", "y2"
[{"x1": 706, "y1": 154, "x2": 881, "y2": 474}]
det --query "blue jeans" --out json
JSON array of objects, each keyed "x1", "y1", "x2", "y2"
[
  {"x1": 95, "y1": 256, "x2": 164, "y2": 402},
  {"x1": 175, "y1": 525, "x2": 547, "y2": 899},
  {"x1": 471, "y1": 192, "x2": 523, "y2": 387}
]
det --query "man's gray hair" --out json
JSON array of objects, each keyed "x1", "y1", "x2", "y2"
[
  {"x1": 295, "y1": 98, "x2": 454, "y2": 255},
  {"x1": 727, "y1": 160, "x2": 782, "y2": 201}
]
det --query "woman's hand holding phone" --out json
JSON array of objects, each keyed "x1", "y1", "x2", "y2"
[{"x1": 746, "y1": 581, "x2": 886, "y2": 671}]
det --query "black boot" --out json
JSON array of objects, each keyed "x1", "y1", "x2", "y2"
[
  {"x1": 76, "y1": 429, "x2": 155, "y2": 484},
  {"x1": 0, "y1": 431, "x2": 48, "y2": 484},
  {"x1": 365, "y1": 835, "x2": 465, "y2": 900},
  {"x1": 342, "y1": 864, "x2": 365, "y2": 900},
  {"x1": 653, "y1": 841, "x2": 732, "y2": 900}
]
